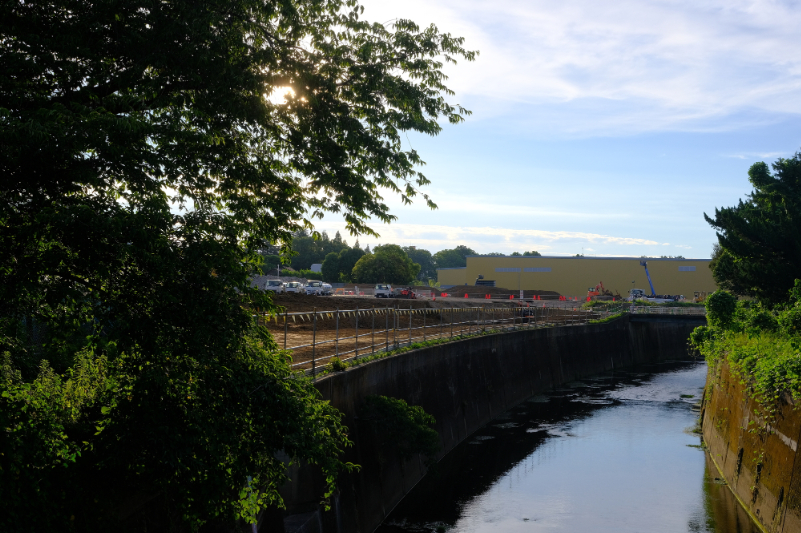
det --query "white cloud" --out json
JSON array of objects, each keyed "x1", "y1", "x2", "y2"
[
  {"x1": 314, "y1": 221, "x2": 663, "y2": 254},
  {"x1": 360, "y1": 0, "x2": 801, "y2": 135}
]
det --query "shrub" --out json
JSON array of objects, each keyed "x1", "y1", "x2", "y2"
[
  {"x1": 705, "y1": 290, "x2": 738, "y2": 329},
  {"x1": 359, "y1": 395, "x2": 440, "y2": 465},
  {"x1": 328, "y1": 356, "x2": 347, "y2": 372}
]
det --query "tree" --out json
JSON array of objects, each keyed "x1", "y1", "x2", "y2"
[
  {"x1": 705, "y1": 152, "x2": 801, "y2": 304},
  {"x1": 352, "y1": 245, "x2": 421, "y2": 284},
  {"x1": 289, "y1": 232, "x2": 349, "y2": 270},
  {"x1": 403, "y1": 247, "x2": 436, "y2": 280},
  {"x1": 322, "y1": 246, "x2": 366, "y2": 282},
  {"x1": 432, "y1": 245, "x2": 477, "y2": 269},
  {"x1": 523, "y1": 250, "x2": 542, "y2": 256},
  {"x1": 0, "y1": 1, "x2": 474, "y2": 529},
  {"x1": 321, "y1": 252, "x2": 342, "y2": 283}
]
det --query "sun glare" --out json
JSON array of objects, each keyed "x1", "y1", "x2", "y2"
[{"x1": 266, "y1": 86, "x2": 295, "y2": 105}]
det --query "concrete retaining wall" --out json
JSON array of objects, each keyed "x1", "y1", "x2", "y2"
[
  {"x1": 702, "y1": 361, "x2": 801, "y2": 532},
  {"x1": 282, "y1": 314, "x2": 703, "y2": 533}
]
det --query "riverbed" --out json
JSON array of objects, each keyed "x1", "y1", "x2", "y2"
[{"x1": 376, "y1": 361, "x2": 760, "y2": 533}]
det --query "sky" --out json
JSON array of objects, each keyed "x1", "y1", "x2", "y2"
[{"x1": 314, "y1": 0, "x2": 801, "y2": 259}]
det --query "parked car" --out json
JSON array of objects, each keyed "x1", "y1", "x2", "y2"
[
  {"x1": 264, "y1": 279, "x2": 285, "y2": 294},
  {"x1": 285, "y1": 282, "x2": 305, "y2": 294},
  {"x1": 374, "y1": 284, "x2": 393, "y2": 298},
  {"x1": 305, "y1": 280, "x2": 325, "y2": 295},
  {"x1": 322, "y1": 283, "x2": 333, "y2": 295}
]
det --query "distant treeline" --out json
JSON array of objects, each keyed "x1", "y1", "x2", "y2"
[{"x1": 259, "y1": 232, "x2": 541, "y2": 284}]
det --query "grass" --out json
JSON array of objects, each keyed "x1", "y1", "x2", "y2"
[
  {"x1": 702, "y1": 331, "x2": 801, "y2": 405},
  {"x1": 588, "y1": 312, "x2": 626, "y2": 324},
  {"x1": 316, "y1": 325, "x2": 540, "y2": 376}
]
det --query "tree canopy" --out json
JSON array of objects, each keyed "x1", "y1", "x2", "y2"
[
  {"x1": 705, "y1": 151, "x2": 801, "y2": 304},
  {"x1": 432, "y1": 245, "x2": 477, "y2": 269},
  {"x1": 321, "y1": 245, "x2": 366, "y2": 282},
  {"x1": 0, "y1": 0, "x2": 474, "y2": 529},
  {"x1": 403, "y1": 247, "x2": 436, "y2": 280},
  {"x1": 352, "y1": 245, "x2": 421, "y2": 284}
]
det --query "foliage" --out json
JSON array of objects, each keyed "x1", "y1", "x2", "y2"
[
  {"x1": 691, "y1": 281, "x2": 801, "y2": 416},
  {"x1": 327, "y1": 356, "x2": 347, "y2": 372},
  {"x1": 704, "y1": 151, "x2": 801, "y2": 304},
  {"x1": 403, "y1": 247, "x2": 436, "y2": 280},
  {"x1": 705, "y1": 290, "x2": 738, "y2": 329},
  {"x1": 289, "y1": 231, "x2": 349, "y2": 271},
  {"x1": 352, "y1": 245, "x2": 421, "y2": 284},
  {"x1": 588, "y1": 312, "x2": 626, "y2": 324},
  {"x1": 359, "y1": 396, "x2": 440, "y2": 464},
  {"x1": 432, "y1": 245, "x2": 477, "y2": 269},
  {"x1": 510, "y1": 250, "x2": 541, "y2": 257},
  {"x1": 259, "y1": 254, "x2": 283, "y2": 274},
  {"x1": 321, "y1": 246, "x2": 366, "y2": 283},
  {"x1": 1, "y1": 332, "x2": 354, "y2": 531},
  {"x1": 0, "y1": 0, "x2": 474, "y2": 529},
  {"x1": 293, "y1": 269, "x2": 322, "y2": 279}
]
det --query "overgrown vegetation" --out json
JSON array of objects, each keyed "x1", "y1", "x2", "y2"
[
  {"x1": 691, "y1": 283, "x2": 801, "y2": 407},
  {"x1": 588, "y1": 312, "x2": 626, "y2": 324},
  {"x1": 0, "y1": 0, "x2": 474, "y2": 529},
  {"x1": 359, "y1": 396, "x2": 440, "y2": 465},
  {"x1": 705, "y1": 151, "x2": 801, "y2": 304}
]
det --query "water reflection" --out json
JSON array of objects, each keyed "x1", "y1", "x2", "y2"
[{"x1": 376, "y1": 362, "x2": 760, "y2": 533}]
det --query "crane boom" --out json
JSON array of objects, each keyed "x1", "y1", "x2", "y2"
[{"x1": 639, "y1": 260, "x2": 656, "y2": 296}]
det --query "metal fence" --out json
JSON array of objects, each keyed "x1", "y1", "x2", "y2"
[
  {"x1": 629, "y1": 306, "x2": 707, "y2": 315},
  {"x1": 257, "y1": 304, "x2": 629, "y2": 377}
]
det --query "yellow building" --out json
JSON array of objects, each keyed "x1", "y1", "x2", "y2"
[{"x1": 437, "y1": 256, "x2": 717, "y2": 299}]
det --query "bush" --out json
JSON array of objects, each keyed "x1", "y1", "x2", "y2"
[
  {"x1": 779, "y1": 306, "x2": 801, "y2": 337},
  {"x1": 328, "y1": 356, "x2": 347, "y2": 372},
  {"x1": 359, "y1": 396, "x2": 440, "y2": 465},
  {"x1": 705, "y1": 290, "x2": 738, "y2": 329}
]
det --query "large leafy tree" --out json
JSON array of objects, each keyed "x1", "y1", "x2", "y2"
[
  {"x1": 352, "y1": 244, "x2": 421, "y2": 284},
  {"x1": 0, "y1": 0, "x2": 474, "y2": 530},
  {"x1": 433, "y1": 245, "x2": 477, "y2": 269},
  {"x1": 403, "y1": 246, "x2": 436, "y2": 281},
  {"x1": 705, "y1": 152, "x2": 801, "y2": 304}
]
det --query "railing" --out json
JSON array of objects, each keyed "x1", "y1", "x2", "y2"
[
  {"x1": 629, "y1": 306, "x2": 706, "y2": 315},
  {"x1": 256, "y1": 304, "x2": 626, "y2": 377}
]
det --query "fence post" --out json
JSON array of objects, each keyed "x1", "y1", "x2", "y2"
[
  {"x1": 372, "y1": 308, "x2": 375, "y2": 355},
  {"x1": 385, "y1": 307, "x2": 389, "y2": 352},
  {"x1": 335, "y1": 308, "x2": 339, "y2": 357},
  {"x1": 480, "y1": 306, "x2": 484, "y2": 334},
  {"x1": 451, "y1": 307, "x2": 454, "y2": 338},
  {"x1": 423, "y1": 308, "x2": 426, "y2": 341},
  {"x1": 408, "y1": 304, "x2": 412, "y2": 345},
  {"x1": 394, "y1": 304, "x2": 398, "y2": 348},
  {"x1": 283, "y1": 311, "x2": 288, "y2": 350},
  {"x1": 311, "y1": 308, "x2": 317, "y2": 377},
  {"x1": 440, "y1": 306, "x2": 443, "y2": 339},
  {"x1": 355, "y1": 306, "x2": 359, "y2": 358}
]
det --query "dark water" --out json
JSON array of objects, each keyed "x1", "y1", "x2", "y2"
[{"x1": 376, "y1": 362, "x2": 761, "y2": 533}]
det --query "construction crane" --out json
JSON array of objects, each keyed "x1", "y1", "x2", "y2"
[{"x1": 639, "y1": 260, "x2": 656, "y2": 297}]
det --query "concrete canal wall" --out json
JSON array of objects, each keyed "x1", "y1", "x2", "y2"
[
  {"x1": 702, "y1": 362, "x2": 801, "y2": 533},
  {"x1": 281, "y1": 314, "x2": 703, "y2": 533}
]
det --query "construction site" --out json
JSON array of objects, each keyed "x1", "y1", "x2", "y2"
[{"x1": 437, "y1": 255, "x2": 717, "y2": 301}]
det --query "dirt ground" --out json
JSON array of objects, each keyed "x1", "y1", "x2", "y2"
[{"x1": 257, "y1": 304, "x2": 600, "y2": 371}]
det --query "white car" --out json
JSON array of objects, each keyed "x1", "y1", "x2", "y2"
[
  {"x1": 305, "y1": 280, "x2": 325, "y2": 295},
  {"x1": 285, "y1": 281, "x2": 305, "y2": 294},
  {"x1": 322, "y1": 283, "x2": 333, "y2": 295},
  {"x1": 264, "y1": 280, "x2": 285, "y2": 294},
  {"x1": 374, "y1": 284, "x2": 393, "y2": 298}
]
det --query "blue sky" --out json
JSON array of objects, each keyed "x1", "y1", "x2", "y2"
[{"x1": 315, "y1": 0, "x2": 801, "y2": 258}]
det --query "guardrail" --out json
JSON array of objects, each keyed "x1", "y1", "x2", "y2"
[
  {"x1": 256, "y1": 304, "x2": 630, "y2": 377},
  {"x1": 629, "y1": 306, "x2": 706, "y2": 315}
]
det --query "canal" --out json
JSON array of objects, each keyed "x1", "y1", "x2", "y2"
[{"x1": 375, "y1": 361, "x2": 761, "y2": 533}]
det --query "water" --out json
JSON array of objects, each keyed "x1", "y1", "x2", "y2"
[{"x1": 376, "y1": 362, "x2": 760, "y2": 533}]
